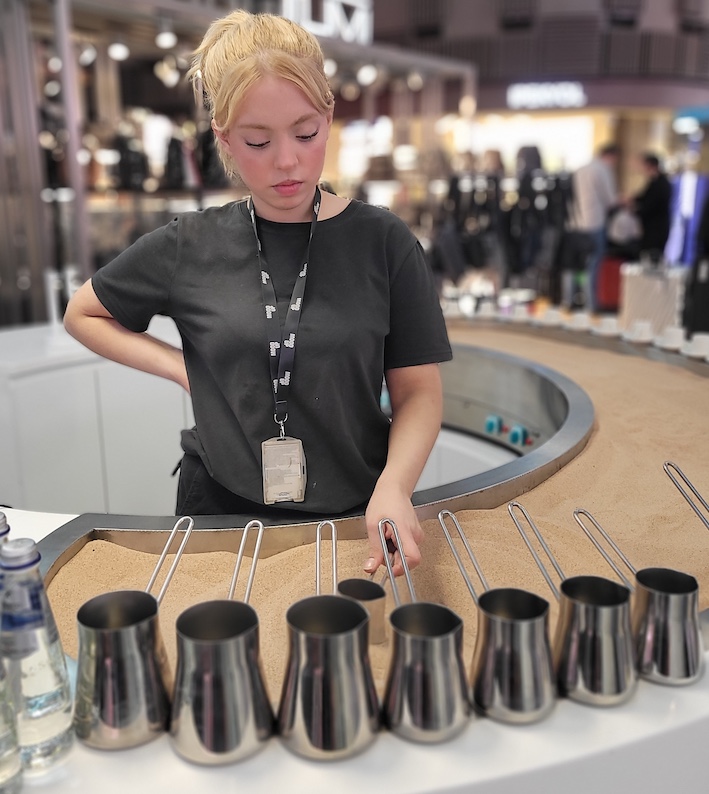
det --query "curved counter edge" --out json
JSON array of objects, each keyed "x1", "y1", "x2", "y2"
[{"x1": 414, "y1": 344, "x2": 595, "y2": 519}]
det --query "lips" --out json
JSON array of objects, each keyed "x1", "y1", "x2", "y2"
[{"x1": 273, "y1": 181, "x2": 302, "y2": 197}]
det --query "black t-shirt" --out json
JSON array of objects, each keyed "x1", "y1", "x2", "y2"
[
  {"x1": 92, "y1": 198, "x2": 452, "y2": 514},
  {"x1": 255, "y1": 215, "x2": 310, "y2": 328}
]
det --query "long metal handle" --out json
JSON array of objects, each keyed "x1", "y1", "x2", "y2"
[
  {"x1": 227, "y1": 520, "x2": 265, "y2": 604},
  {"x1": 664, "y1": 460, "x2": 709, "y2": 532},
  {"x1": 507, "y1": 502, "x2": 563, "y2": 601},
  {"x1": 145, "y1": 515, "x2": 195, "y2": 605},
  {"x1": 437, "y1": 509, "x2": 489, "y2": 605},
  {"x1": 572, "y1": 509, "x2": 635, "y2": 591},
  {"x1": 377, "y1": 519, "x2": 416, "y2": 607},
  {"x1": 315, "y1": 520, "x2": 338, "y2": 595}
]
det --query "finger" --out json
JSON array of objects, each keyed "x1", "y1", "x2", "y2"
[
  {"x1": 363, "y1": 520, "x2": 387, "y2": 574},
  {"x1": 390, "y1": 533, "x2": 422, "y2": 576},
  {"x1": 363, "y1": 547, "x2": 383, "y2": 574}
]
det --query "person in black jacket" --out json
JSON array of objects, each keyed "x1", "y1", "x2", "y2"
[
  {"x1": 682, "y1": 193, "x2": 709, "y2": 334},
  {"x1": 631, "y1": 152, "x2": 672, "y2": 263}
]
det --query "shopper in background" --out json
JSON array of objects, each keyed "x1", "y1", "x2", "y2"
[
  {"x1": 567, "y1": 143, "x2": 620, "y2": 311},
  {"x1": 682, "y1": 193, "x2": 709, "y2": 335},
  {"x1": 630, "y1": 152, "x2": 672, "y2": 264},
  {"x1": 63, "y1": 9, "x2": 451, "y2": 578}
]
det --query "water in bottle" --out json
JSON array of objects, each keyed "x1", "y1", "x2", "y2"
[
  {"x1": 0, "y1": 539, "x2": 73, "y2": 770},
  {"x1": 0, "y1": 660, "x2": 21, "y2": 793}
]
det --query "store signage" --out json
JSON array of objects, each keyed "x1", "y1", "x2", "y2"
[
  {"x1": 281, "y1": 0, "x2": 373, "y2": 45},
  {"x1": 506, "y1": 82, "x2": 588, "y2": 110}
]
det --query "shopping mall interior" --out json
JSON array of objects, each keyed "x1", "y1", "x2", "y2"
[{"x1": 1, "y1": 2, "x2": 709, "y2": 792}]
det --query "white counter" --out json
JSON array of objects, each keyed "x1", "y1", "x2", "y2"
[{"x1": 4, "y1": 507, "x2": 707, "y2": 793}]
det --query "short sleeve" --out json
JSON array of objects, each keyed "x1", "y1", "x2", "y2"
[
  {"x1": 91, "y1": 219, "x2": 180, "y2": 333},
  {"x1": 384, "y1": 240, "x2": 452, "y2": 369}
]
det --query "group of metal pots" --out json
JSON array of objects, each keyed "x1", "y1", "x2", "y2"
[{"x1": 67, "y1": 460, "x2": 708, "y2": 765}]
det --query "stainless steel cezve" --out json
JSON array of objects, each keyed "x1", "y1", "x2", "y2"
[
  {"x1": 509, "y1": 502, "x2": 637, "y2": 707},
  {"x1": 572, "y1": 508, "x2": 704, "y2": 687},
  {"x1": 438, "y1": 509, "x2": 556, "y2": 724},
  {"x1": 277, "y1": 520, "x2": 379, "y2": 760},
  {"x1": 73, "y1": 515, "x2": 195, "y2": 749},
  {"x1": 664, "y1": 460, "x2": 709, "y2": 532},
  {"x1": 169, "y1": 520, "x2": 275, "y2": 765},
  {"x1": 379, "y1": 518, "x2": 470, "y2": 743}
]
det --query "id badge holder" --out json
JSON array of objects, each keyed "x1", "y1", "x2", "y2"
[{"x1": 262, "y1": 436, "x2": 307, "y2": 504}]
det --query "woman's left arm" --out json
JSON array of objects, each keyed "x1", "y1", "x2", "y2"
[{"x1": 363, "y1": 363, "x2": 443, "y2": 577}]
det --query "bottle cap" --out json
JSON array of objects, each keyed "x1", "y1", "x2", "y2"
[{"x1": 0, "y1": 538, "x2": 40, "y2": 569}]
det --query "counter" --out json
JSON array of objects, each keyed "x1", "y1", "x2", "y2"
[
  {"x1": 6, "y1": 321, "x2": 709, "y2": 793},
  {"x1": 5, "y1": 515, "x2": 709, "y2": 793}
]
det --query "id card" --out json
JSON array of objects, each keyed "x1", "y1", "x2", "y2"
[{"x1": 262, "y1": 436, "x2": 307, "y2": 504}]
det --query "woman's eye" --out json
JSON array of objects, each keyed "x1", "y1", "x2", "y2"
[
  {"x1": 297, "y1": 130, "x2": 319, "y2": 141},
  {"x1": 246, "y1": 141, "x2": 269, "y2": 149}
]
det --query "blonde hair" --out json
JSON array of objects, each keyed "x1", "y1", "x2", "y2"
[{"x1": 188, "y1": 10, "x2": 334, "y2": 179}]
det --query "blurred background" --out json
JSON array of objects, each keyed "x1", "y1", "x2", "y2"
[{"x1": 2, "y1": 0, "x2": 709, "y2": 329}]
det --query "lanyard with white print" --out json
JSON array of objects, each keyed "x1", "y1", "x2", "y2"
[{"x1": 248, "y1": 187, "x2": 321, "y2": 503}]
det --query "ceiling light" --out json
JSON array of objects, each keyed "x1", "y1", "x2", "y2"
[
  {"x1": 340, "y1": 81, "x2": 361, "y2": 101},
  {"x1": 673, "y1": 116, "x2": 700, "y2": 135},
  {"x1": 154, "y1": 58, "x2": 180, "y2": 88},
  {"x1": 108, "y1": 39, "x2": 130, "y2": 61},
  {"x1": 43, "y1": 80, "x2": 61, "y2": 98},
  {"x1": 78, "y1": 44, "x2": 97, "y2": 67},
  {"x1": 406, "y1": 71, "x2": 424, "y2": 92},
  {"x1": 356, "y1": 64, "x2": 378, "y2": 87},
  {"x1": 155, "y1": 18, "x2": 177, "y2": 50}
]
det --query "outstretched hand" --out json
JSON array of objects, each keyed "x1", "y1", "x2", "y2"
[{"x1": 363, "y1": 480, "x2": 424, "y2": 577}]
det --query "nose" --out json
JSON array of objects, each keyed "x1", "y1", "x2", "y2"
[{"x1": 273, "y1": 137, "x2": 298, "y2": 171}]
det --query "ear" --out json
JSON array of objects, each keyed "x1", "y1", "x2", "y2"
[
  {"x1": 324, "y1": 107, "x2": 334, "y2": 138},
  {"x1": 211, "y1": 119, "x2": 229, "y2": 147}
]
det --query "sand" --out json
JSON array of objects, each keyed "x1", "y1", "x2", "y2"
[{"x1": 46, "y1": 326, "x2": 709, "y2": 703}]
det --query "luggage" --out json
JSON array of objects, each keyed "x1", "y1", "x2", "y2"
[{"x1": 596, "y1": 255, "x2": 623, "y2": 313}]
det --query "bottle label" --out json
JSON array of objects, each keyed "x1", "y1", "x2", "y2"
[{"x1": 0, "y1": 581, "x2": 58, "y2": 660}]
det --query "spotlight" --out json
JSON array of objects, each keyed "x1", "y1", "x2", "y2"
[
  {"x1": 356, "y1": 64, "x2": 378, "y2": 87},
  {"x1": 406, "y1": 71, "x2": 424, "y2": 92},
  {"x1": 155, "y1": 18, "x2": 177, "y2": 50},
  {"x1": 78, "y1": 44, "x2": 97, "y2": 67},
  {"x1": 108, "y1": 38, "x2": 130, "y2": 61},
  {"x1": 324, "y1": 58, "x2": 338, "y2": 78},
  {"x1": 673, "y1": 116, "x2": 699, "y2": 135},
  {"x1": 154, "y1": 57, "x2": 180, "y2": 88},
  {"x1": 340, "y1": 81, "x2": 361, "y2": 101},
  {"x1": 43, "y1": 80, "x2": 61, "y2": 98}
]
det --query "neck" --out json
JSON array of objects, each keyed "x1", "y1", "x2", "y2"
[{"x1": 251, "y1": 189, "x2": 318, "y2": 224}]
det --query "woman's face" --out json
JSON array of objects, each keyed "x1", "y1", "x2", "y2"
[{"x1": 215, "y1": 75, "x2": 332, "y2": 222}]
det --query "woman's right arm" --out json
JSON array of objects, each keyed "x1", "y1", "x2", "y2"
[{"x1": 64, "y1": 279, "x2": 190, "y2": 393}]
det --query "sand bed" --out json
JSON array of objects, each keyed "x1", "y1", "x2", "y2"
[{"x1": 46, "y1": 327, "x2": 709, "y2": 703}]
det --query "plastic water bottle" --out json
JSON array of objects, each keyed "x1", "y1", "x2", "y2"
[
  {"x1": 0, "y1": 539, "x2": 73, "y2": 770},
  {"x1": 0, "y1": 513, "x2": 11, "y2": 596},
  {"x1": 0, "y1": 660, "x2": 21, "y2": 792},
  {"x1": 0, "y1": 515, "x2": 10, "y2": 545}
]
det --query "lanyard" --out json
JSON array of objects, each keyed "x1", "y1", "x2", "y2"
[{"x1": 248, "y1": 187, "x2": 321, "y2": 437}]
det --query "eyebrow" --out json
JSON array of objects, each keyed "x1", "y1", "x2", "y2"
[{"x1": 235, "y1": 112, "x2": 320, "y2": 131}]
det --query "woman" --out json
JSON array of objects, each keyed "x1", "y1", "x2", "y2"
[{"x1": 64, "y1": 10, "x2": 451, "y2": 576}]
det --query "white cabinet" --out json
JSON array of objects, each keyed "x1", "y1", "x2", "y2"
[
  {"x1": 10, "y1": 365, "x2": 106, "y2": 513},
  {"x1": 0, "y1": 320, "x2": 188, "y2": 515},
  {"x1": 96, "y1": 364, "x2": 188, "y2": 514}
]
